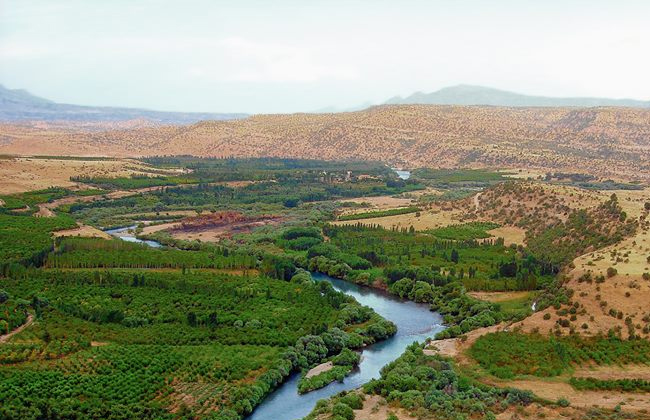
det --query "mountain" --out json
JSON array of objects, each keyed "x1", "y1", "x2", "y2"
[
  {"x1": 2, "y1": 105, "x2": 649, "y2": 182},
  {"x1": 0, "y1": 85, "x2": 247, "y2": 124},
  {"x1": 385, "y1": 84, "x2": 650, "y2": 108}
]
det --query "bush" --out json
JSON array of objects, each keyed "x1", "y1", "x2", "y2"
[{"x1": 332, "y1": 402, "x2": 355, "y2": 420}]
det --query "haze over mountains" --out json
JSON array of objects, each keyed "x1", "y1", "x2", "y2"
[
  {"x1": 3, "y1": 84, "x2": 650, "y2": 123},
  {"x1": 385, "y1": 85, "x2": 650, "y2": 108},
  {"x1": 0, "y1": 85, "x2": 247, "y2": 124}
]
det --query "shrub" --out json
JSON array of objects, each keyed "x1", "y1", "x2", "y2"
[{"x1": 332, "y1": 402, "x2": 355, "y2": 420}]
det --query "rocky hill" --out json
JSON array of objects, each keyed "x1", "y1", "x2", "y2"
[{"x1": 1, "y1": 104, "x2": 650, "y2": 181}]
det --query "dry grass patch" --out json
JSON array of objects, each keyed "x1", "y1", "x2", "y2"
[
  {"x1": 0, "y1": 157, "x2": 164, "y2": 194},
  {"x1": 486, "y1": 226, "x2": 527, "y2": 246},
  {"x1": 333, "y1": 207, "x2": 462, "y2": 231},
  {"x1": 468, "y1": 291, "x2": 532, "y2": 303},
  {"x1": 53, "y1": 225, "x2": 112, "y2": 240}
]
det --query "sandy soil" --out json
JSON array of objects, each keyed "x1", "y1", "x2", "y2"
[
  {"x1": 140, "y1": 222, "x2": 182, "y2": 235},
  {"x1": 495, "y1": 377, "x2": 650, "y2": 411},
  {"x1": 0, "y1": 157, "x2": 163, "y2": 194},
  {"x1": 510, "y1": 189, "x2": 650, "y2": 338},
  {"x1": 573, "y1": 364, "x2": 650, "y2": 381},
  {"x1": 500, "y1": 168, "x2": 547, "y2": 180},
  {"x1": 425, "y1": 324, "x2": 506, "y2": 361},
  {"x1": 468, "y1": 291, "x2": 533, "y2": 303},
  {"x1": 34, "y1": 205, "x2": 55, "y2": 217},
  {"x1": 426, "y1": 322, "x2": 650, "y2": 413},
  {"x1": 337, "y1": 195, "x2": 416, "y2": 214},
  {"x1": 349, "y1": 394, "x2": 417, "y2": 420},
  {"x1": 53, "y1": 225, "x2": 112, "y2": 240},
  {"x1": 305, "y1": 361, "x2": 333, "y2": 379},
  {"x1": 140, "y1": 214, "x2": 281, "y2": 242},
  {"x1": 486, "y1": 226, "x2": 527, "y2": 246}
]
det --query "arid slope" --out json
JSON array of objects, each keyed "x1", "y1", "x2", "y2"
[{"x1": 1, "y1": 105, "x2": 650, "y2": 180}]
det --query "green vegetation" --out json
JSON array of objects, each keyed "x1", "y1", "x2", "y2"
[
  {"x1": 298, "y1": 348, "x2": 361, "y2": 393},
  {"x1": 0, "y1": 187, "x2": 105, "y2": 210},
  {"x1": 427, "y1": 221, "x2": 500, "y2": 240},
  {"x1": 0, "y1": 289, "x2": 28, "y2": 333},
  {"x1": 320, "y1": 224, "x2": 548, "y2": 292},
  {"x1": 338, "y1": 206, "x2": 420, "y2": 221},
  {"x1": 412, "y1": 168, "x2": 509, "y2": 183},
  {"x1": 0, "y1": 213, "x2": 76, "y2": 267},
  {"x1": 470, "y1": 332, "x2": 650, "y2": 379},
  {"x1": 0, "y1": 268, "x2": 393, "y2": 419},
  {"x1": 306, "y1": 343, "x2": 533, "y2": 420},
  {"x1": 47, "y1": 237, "x2": 257, "y2": 270},
  {"x1": 295, "y1": 224, "x2": 550, "y2": 338},
  {"x1": 527, "y1": 194, "x2": 638, "y2": 271},
  {"x1": 0, "y1": 187, "x2": 69, "y2": 210},
  {"x1": 71, "y1": 174, "x2": 196, "y2": 189},
  {"x1": 4, "y1": 156, "x2": 641, "y2": 419},
  {"x1": 570, "y1": 377, "x2": 650, "y2": 393},
  {"x1": 70, "y1": 164, "x2": 423, "y2": 228}
]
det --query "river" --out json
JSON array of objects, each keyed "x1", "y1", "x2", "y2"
[
  {"x1": 104, "y1": 225, "x2": 163, "y2": 248},
  {"x1": 393, "y1": 169, "x2": 411, "y2": 180},
  {"x1": 249, "y1": 273, "x2": 443, "y2": 420},
  {"x1": 106, "y1": 224, "x2": 445, "y2": 420}
]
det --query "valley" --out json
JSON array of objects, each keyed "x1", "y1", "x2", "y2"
[{"x1": 1, "y1": 155, "x2": 649, "y2": 420}]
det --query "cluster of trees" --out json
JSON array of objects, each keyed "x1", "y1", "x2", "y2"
[
  {"x1": 0, "y1": 264, "x2": 396, "y2": 419},
  {"x1": 321, "y1": 224, "x2": 543, "y2": 285},
  {"x1": 0, "y1": 290, "x2": 28, "y2": 334},
  {"x1": 70, "y1": 169, "x2": 423, "y2": 228},
  {"x1": 527, "y1": 194, "x2": 638, "y2": 272},
  {"x1": 570, "y1": 377, "x2": 650, "y2": 393},
  {"x1": 47, "y1": 237, "x2": 256, "y2": 270},
  {"x1": 297, "y1": 348, "x2": 361, "y2": 394},
  {"x1": 338, "y1": 206, "x2": 420, "y2": 221},
  {"x1": 470, "y1": 332, "x2": 650, "y2": 380},
  {"x1": 0, "y1": 214, "x2": 76, "y2": 268},
  {"x1": 306, "y1": 343, "x2": 532, "y2": 420}
]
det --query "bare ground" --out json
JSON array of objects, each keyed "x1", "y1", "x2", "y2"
[
  {"x1": 468, "y1": 291, "x2": 533, "y2": 303},
  {"x1": 333, "y1": 207, "x2": 463, "y2": 231},
  {"x1": 0, "y1": 157, "x2": 165, "y2": 194},
  {"x1": 53, "y1": 224, "x2": 112, "y2": 240},
  {"x1": 305, "y1": 361, "x2": 334, "y2": 379}
]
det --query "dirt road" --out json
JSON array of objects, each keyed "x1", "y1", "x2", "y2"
[{"x1": 0, "y1": 313, "x2": 34, "y2": 343}]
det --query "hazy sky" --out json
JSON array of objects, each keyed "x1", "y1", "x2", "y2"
[{"x1": 1, "y1": 0, "x2": 649, "y2": 113}]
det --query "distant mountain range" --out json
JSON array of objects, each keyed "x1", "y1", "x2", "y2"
[
  {"x1": 385, "y1": 85, "x2": 650, "y2": 108},
  {"x1": 0, "y1": 85, "x2": 247, "y2": 124}
]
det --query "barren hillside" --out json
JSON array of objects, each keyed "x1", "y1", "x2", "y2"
[{"x1": 2, "y1": 105, "x2": 650, "y2": 180}]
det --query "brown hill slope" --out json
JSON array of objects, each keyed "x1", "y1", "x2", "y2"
[{"x1": 1, "y1": 105, "x2": 649, "y2": 180}]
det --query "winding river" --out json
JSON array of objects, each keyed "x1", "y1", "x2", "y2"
[
  {"x1": 393, "y1": 169, "x2": 411, "y2": 180},
  {"x1": 249, "y1": 273, "x2": 444, "y2": 420},
  {"x1": 106, "y1": 219, "x2": 445, "y2": 420},
  {"x1": 105, "y1": 225, "x2": 163, "y2": 248}
]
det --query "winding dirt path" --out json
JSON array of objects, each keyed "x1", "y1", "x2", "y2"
[
  {"x1": 473, "y1": 192, "x2": 482, "y2": 211},
  {"x1": 0, "y1": 313, "x2": 34, "y2": 343}
]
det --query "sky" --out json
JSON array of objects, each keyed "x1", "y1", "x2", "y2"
[{"x1": 1, "y1": 0, "x2": 649, "y2": 114}]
